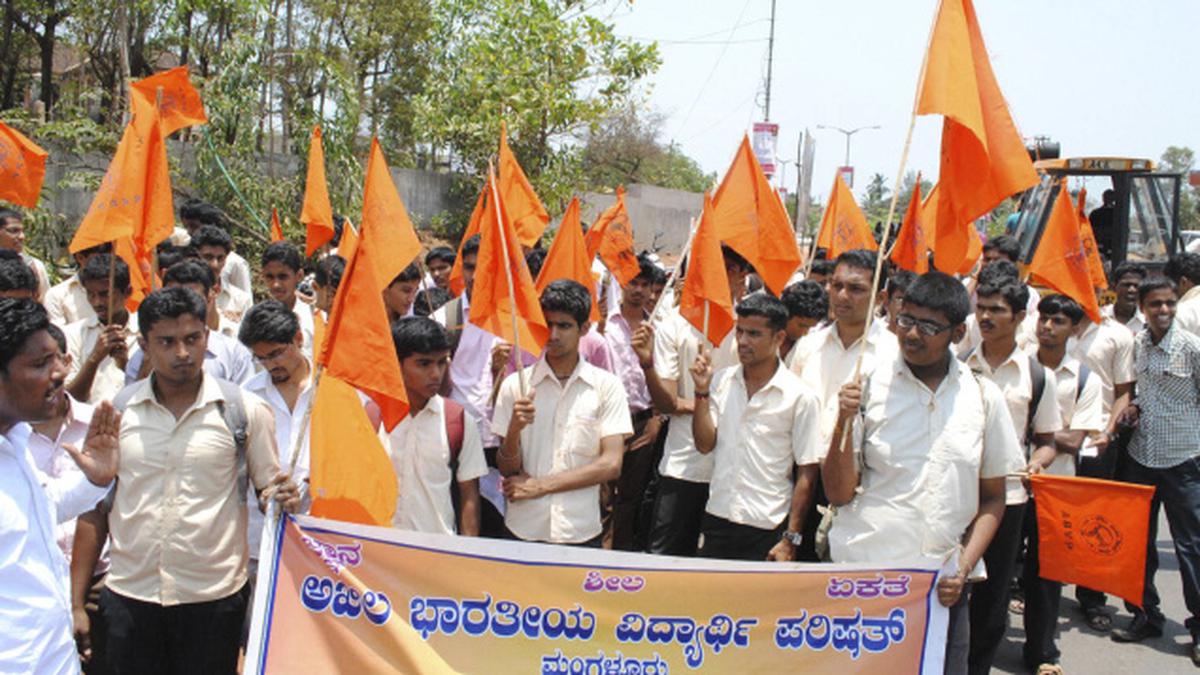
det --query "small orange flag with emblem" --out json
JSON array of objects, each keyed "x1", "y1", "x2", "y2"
[
  {"x1": 0, "y1": 121, "x2": 47, "y2": 208},
  {"x1": 537, "y1": 197, "x2": 599, "y2": 322},
  {"x1": 448, "y1": 188, "x2": 485, "y2": 297},
  {"x1": 1029, "y1": 179, "x2": 1103, "y2": 323},
  {"x1": 1075, "y1": 188, "x2": 1108, "y2": 291},
  {"x1": 498, "y1": 122, "x2": 550, "y2": 247},
  {"x1": 301, "y1": 126, "x2": 336, "y2": 257},
  {"x1": 680, "y1": 193, "x2": 735, "y2": 348},
  {"x1": 816, "y1": 172, "x2": 876, "y2": 259},
  {"x1": 1031, "y1": 474, "x2": 1154, "y2": 607},
  {"x1": 270, "y1": 208, "x2": 284, "y2": 242},
  {"x1": 360, "y1": 139, "x2": 421, "y2": 287},
  {"x1": 129, "y1": 67, "x2": 206, "y2": 136},
  {"x1": 891, "y1": 176, "x2": 929, "y2": 274},
  {"x1": 584, "y1": 186, "x2": 641, "y2": 286}
]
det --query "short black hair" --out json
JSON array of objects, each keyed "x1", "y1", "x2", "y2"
[
  {"x1": 886, "y1": 269, "x2": 918, "y2": 297},
  {"x1": 978, "y1": 259, "x2": 1020, "y2": 287},
  {"x1": 720, "y1": 244, "x2": 754, "y2": 275},
  {"x1": 238, "y1": 300, "x2": 301, "y2": 347},
  {"x1": 332, "y1": 214, "x2": 347, "y2": 247},
  {"x1": 138, "y1": 287, "x2": 208, "y2": 336},
  {"x1": 524, "y1": 248, "x2": 547, "y2": 279},
  {"x1": 976, "y1": 281, "x2": 1029, "y2": 314},
  {"x1": 781, "y1": 280, "x2": 828, "y2": 320},
  {"x1": 983, "y1": 234, "x2": 1020, "y2": 262},
  {"x1": 461, "y1": 234, "x2": 481, "y2": 259},
  {"x1": 314, "y1": 255, "x2": 346, "y2": 291},
  {"x1": 262, "y1": 241, "x2": 303, "y2": 272},
  {"x1": 540, "y1": 279, "x2": 591, "y2": 326},
  {"x1": 157, "y1": 243, "x2": 201, "y2": 271},
  {"x1": 0, "y1": 251, "x2": 37, "y2": 294},
  {"x1": 633, "y1": 252, "x2": 665, "y2": 286},
  {"x1": 0, "y1": 298, "x2": 50, "y2": 372},
  {"x1": 391, "y1": 261, "x2": 421, "y2": 286},
  {"x1": 1110, "y1": 261, "x2": 1147, "y2": 286},
  {"x1": 0, "y1": 208, "x2": 23, "y2": 225},
  {"x1": 190, "y1": 224, "x2": 234, "y2": 254},
  {"x1": 79, "y1": 253, "x2": 131, "y2": 293},
  {"x1": 810, "y1": 259, "x2": 835, "y2": 278},
  {"x1": 735, "y1": 291, "x2": 789, "y2": 332},
  {"x1": 903, "y1": 271, "x2": 971, "y2": 326},
  {"x1": 45, "y1": 322, "x2": 66, "y2": 353},
  {"x1": 163, "y1": 259, "x2": 216, "y2": 294},
  {"x1": 178, "y1": 199, "x2": 223, "y2": 226},
  {"x1": 426, "y1": 246, "x2": 455, "y2": 266},
  {"x1": 835, "y1": 248, "x2": 887, "y2": 294},
  {"x1": 1139, "y1": 277, "x2": 1178, "y2": 303},
  {"x1": 1037, "y1": 293, "x2": 1085, "y2": 325},
  {"x1": 391, "y1": 316, "x2": 451, "y2": 361},
  {"x1": 1164, "y1": 253, "x2": 1200, "y2": 287},
  {"x1": 75, "y1": 242, "x2": 112, "y2": 257},
  {"x1": 414, "y1": 287, "x2": 453, "y2": 317}
]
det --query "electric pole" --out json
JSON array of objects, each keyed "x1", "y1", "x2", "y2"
[{"x1": 764, "y1": 0, "x2": 776, "y2": 120}]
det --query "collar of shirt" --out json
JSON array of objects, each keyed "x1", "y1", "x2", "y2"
[
  {"x1": 728, "y1": 358, "x2": 791, "y2": 397},
  {"x1": 893, "y1": 351, "x2": 971, "y2": 395},
  {"x1": 1, "y1": 421, "x2": 34, "y2": 456},
  {"x1": 1181, "y1": 286, "x2": 1200, "y2": 304},
  {"x1": 528, "y1": 355, "x2": 600, "y2": 391},
  {"x1": 126, "y1": 371, "x2": 226, "y2": 413},
  {"x1": 1139, "y1": 321, "x2": 1178, "y2": 352},
  {"x1": 965, "y1": 342, "x2": 1023, "y2": 376}
]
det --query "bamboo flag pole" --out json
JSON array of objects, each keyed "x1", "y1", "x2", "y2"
[
  {"x1": 151, "y1": 86, "x2": 164, "y2": 290},
  {"x1": 487, "y1": 159, "x2": 528, "y2": 397},
  {"x1": 106, "y1": 252, "x2": 116, "y2": 324},
  {"x1": 649, "y1": 215, "x2": 700, "y2": 325}
]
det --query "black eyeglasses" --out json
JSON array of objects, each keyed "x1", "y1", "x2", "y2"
[{"x1": 896, "y1": 313, "x2": 953, "y2": 337}]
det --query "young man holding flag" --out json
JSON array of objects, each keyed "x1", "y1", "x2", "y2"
[
  {"x1": 44, "y1": 243, "x2": 111, "y2": 326},
  {"x1": 65, "y1": 254, "x2": 137, "y2": 404}
]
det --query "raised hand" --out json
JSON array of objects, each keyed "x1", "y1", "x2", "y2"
[{"x1": 67, "y1": 401, "x2": 121, "y2": 487}]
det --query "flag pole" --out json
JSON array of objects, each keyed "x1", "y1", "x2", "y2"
[
  {"x1": 150, "y1": 86, "x2": 164, "y2": 290},
  {"x1": 487, "y1": 160, "x2": 528, "y2": 397},
  {"x1": 414, "y1": 255, "x2": 438, "y2": 316},
  {"x1": 106, "y1": 251, "x2": 116, "y2": 324},
  {"x1": 649, "y1": 215, "x2": 699, "y2": 325}
]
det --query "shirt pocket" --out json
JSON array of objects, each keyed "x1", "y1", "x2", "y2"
[{"x1": 561, "y1": 411, "x2": 601, "y2": 463}]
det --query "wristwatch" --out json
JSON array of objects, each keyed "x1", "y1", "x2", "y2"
[{"x1": 782, "y1": 530, "x2": 803, "y2": 546}]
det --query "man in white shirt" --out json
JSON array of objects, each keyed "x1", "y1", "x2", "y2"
[
  {"x1": 1103, "y1": 262, "x2": 1147, "y2": 336},
  {"x1": 65, "y1": 253, "x2": 137, "y2": 403},
  {"x1": 191, "y1": 224, "x2": 254, "y2": 325},
  {"x1": 261, "y1": 241, "x2": 315, "y2": 352},
  {"x1": 0, "y1": 298, "x2": 118, "y2": 674},
  {"x1": 825, "y1": 272, "x2": 1024, "y2": 675},
  {"x1": 45, "y1": 243, "x2": 112, "y2": 327},
  {"x1": 494, "y1": 280, "x2": 632, "y2": 546},
  {"x1": 958, "y1": 260, "x2": 1040, "y2": 357},
  {"x1": 1166, "y1": 252, "x2": 1200, "y2": 337},
  {"x1": 178, "y1": 199, "x2": 253, "y2": 296},
  {"x1": 778, "y1": 279, "x2": 827, "y2": 368},
  {"x1": 0, "y1": 208, "x2": 49, "y2": 299},
  {"x1": 388, "y1": 317, "x2": 487, "y2": 535},
  {"x1": 689, "y1": 292, "x2": 822, "y2": 561}
]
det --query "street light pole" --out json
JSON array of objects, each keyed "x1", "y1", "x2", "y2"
[{"x1": 817, "y1": 124, "x2": 881, "y2": 167}]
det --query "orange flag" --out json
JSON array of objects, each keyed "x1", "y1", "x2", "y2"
[
  {"x1": 448, "y1": 188, "x2": 485, "y2": 297},
  {"x1": 891, "y1": 176, "x2": 929, "y2": 274},
  {"x1": 469, "y1": 169, "x2": 549, "y2": 354},
  {"x1": 0, "y1": 121, "x2": 47, "y2": 208},
  {"x1": 957, "y1": 224, "x2": 983, "y2": 276},
  {"x1": 129, "y1": 66, "x2": 206, "y2": 137},
  {"x1": 1029, "y1": 179, "x2": 1102, "y2": 323},
  {"x1": 536, "y1": 197, "x2": 599, "y2": 322},
  {"x1": 680, "y1": 193, "x2": 735, "y2": 347},
  {"x1": 1031, "y1": 474, "x2": 1154, "y2": 607},
  {"x1": 338, "y1": 219, "x2": 359, "y2": 262},
  {"x1": 916, "y1": 0, "x2": 1038, "y2": 274},
  {"x1": 710, "y1": 135, "x2": 803, "y2": 295},
  {"x1": 360, "y1": 139, "x2": 422, "y2": 287},
  {"x1": 815, "y1": 172, "x2": 876, "y2": 259},
  {"x1": 308, "y1": 373, "x2": 398, "y2": 526},
  {"x1": 302, "y1": 126, "x2": 336, "y2": 257},
  {"x1": 1075, "y1": 188, "x2": 1108, "y2": 291},
  {"x1": 270, "y1": 208, "x2": 284, "y2": 242},
  {"x1": 584, "y1": 186, "x2": 641, "y2": 286},
  {"x1": 498, "y1": 122, "x2": 550, "y2": 247}
]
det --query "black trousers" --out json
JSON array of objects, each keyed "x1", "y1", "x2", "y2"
[
  {"x1": 609, "y1": 410, "x2": 658, "y2": 551},
  {"x1": 698, "y1": 513, "x2": 783, "y2": 561},
  {"x1": 102, "y1": 583, "x2": 250, "y2": 675},
  {"x1": 967, "y1": 502, "x2": 1026, "y2": 675},
  {"x1": 1022, "y1": 498, "x2": 1063, "y2": 668},
  {"x1": 647, "y1": 476, "x2": 709, "y2": 556}
]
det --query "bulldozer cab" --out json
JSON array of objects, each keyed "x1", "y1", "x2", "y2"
[{"x1": 1012, "y1": 157, "x2": 1183, "y2": 271}]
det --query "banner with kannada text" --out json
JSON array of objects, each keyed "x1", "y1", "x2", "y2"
[{"x1": 247, "y1": 514, "x2": 948, "y2": 673}]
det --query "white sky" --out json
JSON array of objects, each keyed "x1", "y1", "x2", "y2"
[{"x1": 608, "y1": 0, "x2": 1200, "y2": 202}]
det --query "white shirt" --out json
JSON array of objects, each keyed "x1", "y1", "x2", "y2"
[
  {"x1": 217, "y1": 283, "x2": 253, "y2": 325},
  {"x1": 1102, "y1": 304, "x2": 1145, "y2": 336},
  {"x1": 1033, "y1": 350, "x2": 1104, "y2": 477},
  {"x1": 28, "y1": 396, "x2": 95, "y2": 562},
  {"x1": 963, "y1": 344, "x2": 1062, "y2": 505},
  {"x1": 829, "y1": 355, "x2": 1024, "y2": 565},
  {"x1": 1176, "y1": 285, "x2": 1200, "y2": 338},
  {"x1": 704, "y1": 362, "x2": 821, "y2": 530},
  {"x1": 124, "y1": 328, "x2": 255, "y2": 387},
  {"x1": 65, "y1": 314, "x2": 139, "y2": 403},
  {"x1": 222, "y1": 250, "x2": 253, "y2": 296},
  {"x1": 24, "y1": 253, "x2": 50, "y2": 301},
  {"x1": 1068, "y1": 317, "x2": 1136, "y2": 426},
  {"x1": 491, "y1": 357, "x2": 632, "y2": 543},
  {"x1": 652, "y1": 309, "x2": 738, "y2": 483},
  {"x1": 386, "y1": 396, "x2": 488, "y2": 536},
  {"x1": 44, "y1": 274, "x2": 94, "y2": 327},
  {"x1": 1, "y1": 422, "x2": 108, "y2": 674},
  {"x1": 957, "y1": 286, "x2": 1041, "y2": 357},
  {"x1": 436, "y1": 294, "x2": 500, "y2": 443}
]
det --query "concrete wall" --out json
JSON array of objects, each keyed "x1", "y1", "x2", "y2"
[{"x1": 578, "y1": 183, "x2": 702, "y2": 257}]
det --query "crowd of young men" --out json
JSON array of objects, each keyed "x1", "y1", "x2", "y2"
[{"x1": 3, "y1": 199, "x2": 1200, "y2": 675}]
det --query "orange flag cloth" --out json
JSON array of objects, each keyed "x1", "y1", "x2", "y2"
[
  {"x1": 0, "y1": 121, "x2": 48, "y2": 208},
  {"x1": 302, "y1": 126, "x2": 336, "y2": 257},
  {"x1": 338, "y1": 219, "x2": 360, "y2": 263},
  {"x1": 584, "y1": 186, "x2": 641, "y2": 286},
  {"x1": 498, "y1": 121, "x2": 550, "y2": 247},
  {"x1": 270, "y1": 208, "x2": 284, "y2": 242},
  {"x1": 710, "y1": 135, "x2": 803, "y2": 295},
  {"x1": 1075, "y1": 188, "x2": 1108, "y2": 291},
  {"x1": 469, "y1": 170, "x2": 549, "y2": 355},
  {"x1": 816, "y1": 172, "x2": 876, "y2": 259},
  {"x1": 360, "y1": 139, "x2": 421, "y2": 287},
  {"x1": 1031, "y1": 474, "x2": 1155, "y2": 607},
  {"x1": 1029, "y1": 179, "x2": 1103, "y2": 323},
  {"x1": 129, "y1": 66, "x2": 206, "y2": 136},
  {"x1": 916, "y1": 0, "x2": 1038, "y2": 274},
  {"x1": 680, "y1": 193, "x2": 735, "y2": 348},
  {"x1": 891, "y1": 176, "x2": 929, "y2": 274},
  {"x1": 448, "y1": 188, "x2": 485, "y2": 297},
  {"x1": 537, "y1": 197, "x2": 600, "y2": 322}
]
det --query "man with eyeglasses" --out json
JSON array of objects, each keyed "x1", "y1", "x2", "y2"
[
  {"x1": 824, "y1": 271, "x2": 1023, "y2": 675},
  {"x1": 0, "y1": 208, "x2": 49, "y2": 301}
]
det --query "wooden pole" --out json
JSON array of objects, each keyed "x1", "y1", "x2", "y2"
[
  {"x1": 287, "y1": 363, "x2": 323, "y2": 476},
  {"x1": 487, "y1": 160, "x2": 527, "y2": 397},
  {"x1": 414, "y1": 254, "x2": 437, "y2": 316},
  {"x1": 151, "y1": 87, "x2": 164, "y2": 290},
  {"x1": 106, "y1": 252, "x2": 116, "y2": 324}
]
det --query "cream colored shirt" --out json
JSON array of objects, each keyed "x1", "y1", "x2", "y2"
[
  {"x1": 1034, "y1": 351, "x2": 1104, "y2": 477},
  {"x1": 704, "y1": 362, "x2": 821, "y2": 530},
  {"x1": 1102, "y1": 304, "x2": 1145, "y2": 336},
  {"x1": 387, "y1": 396, "x2": 488, "y2": 536},
  {"x1": 1068, "y1": 317, "x2": 1135, "y2": 425},
  {"x1": 44, "y1": 275, "x2": 93, "y2": 327},
  {"x1": 1176, "y1": 285, "x2": 1200, "y2": 338},
  {"x1": 216, "y1": 284, "x2": 253, "y2": 325},
  {"x1": 106, "y1": 375, "x2": 281, "y2": 605},
  {"x1": 65, "y1": 315, "x2": 139, "y2": 404},
  {"x1": 491, "y1": 358, "x2": 632, "y2": 544}
]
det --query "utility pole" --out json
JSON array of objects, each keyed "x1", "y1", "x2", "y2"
[
  {"x1": 817, "y1": 124, "x2": 881, "y2": 166},
  {"x1": 764, "y1": 0, "x2": 776, "y2": 120}
]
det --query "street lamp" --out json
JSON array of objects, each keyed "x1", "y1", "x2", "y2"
[{"x1": 817, "y1": 124, "x2": 881, "y2": 167}]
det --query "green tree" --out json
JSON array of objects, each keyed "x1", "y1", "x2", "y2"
[
  {"x1": 862, "y1": 172, "x2": 890, "y2": 225},
  {"x1": 580, "y1": 104, "x2": 712, "y2": 193},
  {"x1": 1161, "y1": 145, "x2": 1199, "y2": 231}
]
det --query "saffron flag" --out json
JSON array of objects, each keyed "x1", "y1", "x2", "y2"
[
  {"x1": 957, "y1": 223, "x2": 983, "y2": 276},
  {"x1": 129, "y1": 66, "x2": 206, "y2": 137},
  {"x1": 498, "y1": 122, "x2": 550, "y2": 247},
  {"x1": 448, "y1": 188, "x2": 485, "y2": 297},
  {"x1": 1075, "y1": 188, "x2": 1108, "y2": 291},
  {"x1": 536, "y1": 197, "x2": 600, "y2": 322},
  {"x1": 710, "y1": 135, "x2": 803, "y2": 295},
  {"x1": 680, "y1": 193, "x2": 735, "y2": 348},
  {"x1": 302, "y1": 126, "x2": 336, "y2": 257},
  {"x1": 815, "y1": 172, "x2": 876, "y2": 259},
  {"x1": 360, "y1": 139, "x2": 421, "y2": 287},
  {"x1": 308, "y1": 374, "x2": 399, "y2": 527},
  {"x1": 1031, "y1": 474, "x2": 1155, "y2": 607},
  {"x1": 0, "y1": 120, "x2": 48, "y2": 208},
  {"x1": 584, "y1": 186, "x2": 641, "y2": 286},
  {"x1": 270, "y1": 208, "x2": 284, "y2": 242},
  {"x1": 469, "y1": 169, "x2": 549, "y2": 355},
  {"x1": 338, "y1": 219, "x2": 359, "y2": 263},
  {"x1": 1029, "y1": 179, "x2": 1102, "y2": 323},
  {"x1": 890, "y1": 177, "x2": 929, "y2": 274},
  {"x1": 916, "y1": 0, "x2": 1038, "y2": 273}
]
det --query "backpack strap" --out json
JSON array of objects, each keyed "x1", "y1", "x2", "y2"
[
  {"x1": 214, "y1": 378, "x2": 251, "y2": 503},
  {"x1": 1076, "y1": 364, "x2": 1091, "y2": 401},
  {"x1": 441, "y1": 397, "x2": 466, "y2": 532},
  {"x1": 1026, "y1": 354, "x2": 1046, "y2": 446}
]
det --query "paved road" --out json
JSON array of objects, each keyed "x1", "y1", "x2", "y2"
[{"x1": 993, "y1": 512, "x2": 1196, "y2": 674}]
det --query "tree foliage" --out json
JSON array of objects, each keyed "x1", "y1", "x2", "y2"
[{"x1": 1161, "y1": 145, "x2": 1199, "y2": 231}]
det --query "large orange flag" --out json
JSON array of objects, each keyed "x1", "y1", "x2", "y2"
[
  {"x1": 0, "y1": 121, "x2": 47, "y2": 208},
  {"x1": 890, "y1": 176, "x2": 929, "y2": 274},
  {"x1": 1075, "y1": 188, "x2": 1108, "y2": 291},
  {"x1": 270, "y1": 208, "x2": 284, "y2": 242},
  {"x1": 129, "y1": 67, "x2": 206, "y2": 137},
  {"x1": 584, "y1": 186, "x2": 641, "y2": 286},
  {"x1": 916, "y1": 0, "x2": 1038, "y2": 273},
  {"x1": 302, "y1": 126, "x2": 336, "y2": 257},
  {"x1": 1031, "y1": 474, "x2": 1154, "y2": 607},
  {"x1": 469, "y1": 169, "x2": 549, "y2": 355},
  {"x1": 498, "y1": 122, "x2": 550, "y2": 247},
  {"x1": 680, "y1": 193, "x2": 735, "y2": 348},
  {"x1": 816, "y1": 172, "x2": 876, "y2": 259},
  {"x1": 448, "y1": 188, "x2": 485, "y2": 297},
  {"x1": 1029, "y1": 179, "x2": 1102, "y2": 323},
  {"x1": 710, "y1": 135, "x2": 803, "y2": 295},
  {"x1": 536, "y1": 197, "x2": 599, "y2": 322},
  {"x1": 360, "y1": 139, "x2": 421, "y2": 287}
]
